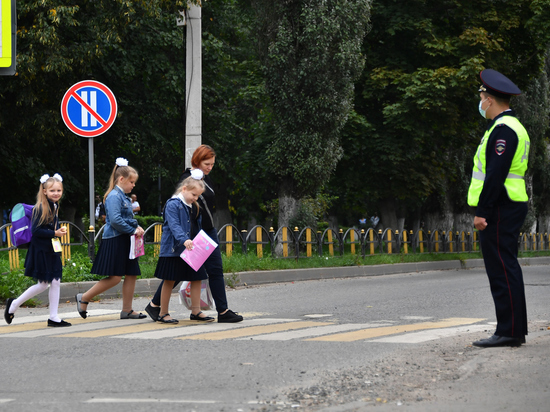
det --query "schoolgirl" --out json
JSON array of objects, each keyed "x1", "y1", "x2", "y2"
[
  {"x1": 145, "y1": 144, "x2": 242, "y2": 323},
  {"x1": 75, "y1": 158, "x2": 146, "y2": 319},
  {"x1": 154, "y1": 170, "x2": 214, "y2": 323},
  {"x1": 4, "y1": 174, "x2": 71, "y2": 327}
]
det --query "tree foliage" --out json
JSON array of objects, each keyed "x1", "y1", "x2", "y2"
[
  {"x1": 2, "y1": 0, "x2": 550, "y2": 233},
  {"x1": 253, "y1": 0, "x2": 372, "y2": 197},
  {"x1": 0, "y1": 1, "x2": 196, "y2": 215},
  {"x1": 331, "y1": 0, "x2": 550, "y2": 226}
]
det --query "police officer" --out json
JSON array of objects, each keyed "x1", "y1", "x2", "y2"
[{"x1": 468, "y1": 69, "x2": 530, "y2": 348}]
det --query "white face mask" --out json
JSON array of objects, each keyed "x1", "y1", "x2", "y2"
[{"x1": 478, "y1": 97, "x2": 490, "y2": 119}]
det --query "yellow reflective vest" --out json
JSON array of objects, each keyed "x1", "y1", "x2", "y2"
[{"x1": 467, "y1": 116, "x2": 530, "y2": 207}]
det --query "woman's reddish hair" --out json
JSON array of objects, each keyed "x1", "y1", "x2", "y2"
[{"x1": 190, "y1": 144, "x2": 216, "y2": 168}]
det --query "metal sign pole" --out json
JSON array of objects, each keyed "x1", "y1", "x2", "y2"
[
  {"x1": 88, "y1": 137, "x2": 95, "y2": 260},
  {"x1": 89, "y1": 137, "x2": 95, "y2": 228}
]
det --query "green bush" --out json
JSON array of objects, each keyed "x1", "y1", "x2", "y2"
[
  {"x1": 62, "y1": 252, "x2": 101, "y2": 282},
  {"x1": 136, "y1": 215, "x2": 163, "y2": 229},
  {"x1": 0, "y1": 258, "x2": 38, "y2": 304}
]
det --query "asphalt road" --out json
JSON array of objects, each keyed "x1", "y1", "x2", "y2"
[{"x1": 1, "y1": 265, "x2": 549, "y2": 411}]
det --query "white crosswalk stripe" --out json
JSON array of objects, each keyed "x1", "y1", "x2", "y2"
[
  {"x1": 370, "y1": 324, "x2": 491, "y2": 343},
  {"x1": 2, "y1": 309, "x2": 119, "y2": 325},
  {"x1": 238, "y1": 323, "x2": 394, "y2": 341},
  {"x1": 2, "y1": 318, "x2": 129, "y2": 338},
  {"x1": 111, "y1": 318, "x2": 301, "y2": 340},
  {"x1": 0, "y1": 314, "x2": 490, "y2": 343}
]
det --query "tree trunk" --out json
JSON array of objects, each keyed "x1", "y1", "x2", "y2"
[
  {"x1": 278, "y1": 180, "x2": 300, "y2": 229},
  {"x1": 276, "y1": 179, "x2": 300, "y2": 256},
  {"x1": 378, "y1": 198, "x2": 398, "y2": 232}
]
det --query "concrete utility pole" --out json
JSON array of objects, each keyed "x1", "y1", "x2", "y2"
[{"x1": 184, "y1": 5, "x2": 202, "y2": 168}]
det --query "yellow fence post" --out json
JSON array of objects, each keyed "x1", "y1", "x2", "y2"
[
  {"x1": 403, "y1": 230, "x2": 408, "y2": 254},
  {"x1": 369, "y1": 229, "x2": 374, "y2": 255},
  {"x1": 473, "y1": 231, "x2": 477, "y2": 251},
  {"x1": 434, "y1": 231, "x2": 439, "y2": 252},
  {"x1": 256, "y1": 226, "x2": 263, "y2": 258},
  {"x1": 306, "y1": 228, "x2": 312, "y2": 257},
  {"x1": 350, "y1": 230, "x2": 355, "y2": 255},
  {"x1": 282, "y1": 227, "x2": 288, "y2": 257},
  {"x1": 61, "y1": 223, "x2": 71, "y2": 265},
  {"x1": 419, "y1": 230, "x2": 424, "y2": 253},
  {"x1": 225, "y1": 226, "x2": 233, "y2": 257},
  {"x1": 7, "y1": 225, "x2": 20, "y2": 270},
  {"x1": 328, "y1": 230, "x2": 334, "y2": 256},
  {"x1": 387, "y1": 230, "x2": 392, "y2": 254},
  {"x1": 154, "y1": 224, "x2": 162, "y2": 257}
]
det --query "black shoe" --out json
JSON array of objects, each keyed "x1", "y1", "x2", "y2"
[
  {"x1": 190, "y1": 312, "x2": 215, "y2": 322},
  {"x1": 47, "y1": 319, "x2": 72, "y2": 327},
  {"x1": 158, "y1": 314, "x2": 179, "y2": 324},
  {"x1": 218, "y1": 309, "x2": 243, "y2": 323},
  {"x1": 4, "y1": 298, "x2": 15, "y2": 325},
  {"x1": 473, "y1": 334, "x2": 523, "y2": 348},
  {"x1": 145, "y1": 303, "x2": 161, "y2": 321}
]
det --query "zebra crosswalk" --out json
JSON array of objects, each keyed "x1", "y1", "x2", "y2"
[{"x1": 0, "y1": 310, "x2": 489, "y2": 343}]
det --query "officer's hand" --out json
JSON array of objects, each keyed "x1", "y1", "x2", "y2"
[{"x1": 474, "y1": 216, "x2": 488, "y2": 231}]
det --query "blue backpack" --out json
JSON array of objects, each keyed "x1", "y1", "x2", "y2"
[{"x1": 10, "y1": 203, "x2": 34, "y2": 248}]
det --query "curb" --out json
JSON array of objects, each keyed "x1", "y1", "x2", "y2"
[{"x1": 43, "y1": 256, "x2": 550, "y2": 302}]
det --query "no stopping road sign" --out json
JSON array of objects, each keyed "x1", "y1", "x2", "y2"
[{"x1": 61, "y1": 80, "x2": 117, "y2": 138}]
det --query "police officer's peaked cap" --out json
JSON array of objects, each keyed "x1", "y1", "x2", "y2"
[{"x1": 479, "y1": 69, "x2": 521, "y2": 98}]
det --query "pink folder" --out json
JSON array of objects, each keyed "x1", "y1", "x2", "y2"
[
  {"x1": 129, "y1": 235, "x2": 145, "y2": 259},
  {"x1": 180, "y1": 230, "x2": 218, "y2": 271}
]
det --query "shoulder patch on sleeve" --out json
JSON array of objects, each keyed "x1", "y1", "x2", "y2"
[{"x1": 495, "y1": 139, "x2": 506, "y2": 155}]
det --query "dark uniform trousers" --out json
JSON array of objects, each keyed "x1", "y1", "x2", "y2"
[{"x1": 479, "y1": 201, "x2": 528, "y2": 338}]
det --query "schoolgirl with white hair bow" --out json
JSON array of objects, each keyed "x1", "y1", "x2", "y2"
[
  {"x1": 75, "y1": 157, "x2": 146, "y2": 320},
  {"x1": 4, "y1": 173, "x2": 70, "y2": 327}
]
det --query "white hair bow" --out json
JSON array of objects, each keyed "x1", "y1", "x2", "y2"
[
  {"x1": 40, "y1": 173, "x2": 63, "y2": 184},
  {"x1": 190, "y1": 169, "x2": 204, "y2": 180},
  {"x1": 116, "y1": 157, "x2": 129, "y2": 167}
]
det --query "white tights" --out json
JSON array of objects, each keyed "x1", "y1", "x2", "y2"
[{"x1": 9, "y1": 279, "x2": 62, "y2": 322}]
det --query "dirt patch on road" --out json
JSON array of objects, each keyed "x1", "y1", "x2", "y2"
[{"x1": 256, "y1": 321, "x2": 549, "y2": 411}]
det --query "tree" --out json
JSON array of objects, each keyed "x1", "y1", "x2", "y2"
[
  {"x1": 200, "y1": 0, "x2": 276, "y2": 228},
  {"x1": 332, "y1": 0, "x2": 550, "y2": 230},
  {"x1": 253, "y1": 0, "x2": 372, "y2": 228},
  {"x1": 0, "y1": 1, "x2": 199, "y2": 218}
]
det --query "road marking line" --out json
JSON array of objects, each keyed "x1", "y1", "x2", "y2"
[
  {"x1": 306, "y1": 318, "x2": 486, "y2": 342},
  {"x1": 176, "y1": 321, "x2": 332, "y2": 341},
  {"x1": 0, "y1": 310, "x2": 119, "y2": 328},
  {"x1": 112, "y1": 318, "x2": 300, "y2": 339},
  {"x1": 237, "y1": 323, "x2": 394, "y2": 341},
  {"x1": 0, "y1": 313, "x2": 120, "y2": 335},
  {"x1": 85, "y1": 398, "x2": 217, "y2": 404},
  {"x1": 371, "y1": 324, "x2": 491, "y2": 343},
  {"x1": 0, "y1": 399, "x2": 15, "y2": 403},
  {"x1": 53, "y1": 319, "x2": 200, "y2": 338},
  {"x1": 1, "y1": 317, "x2": 139, "y2": 338}
]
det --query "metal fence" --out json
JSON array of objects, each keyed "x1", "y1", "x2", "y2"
[{"x1": 1, "y1": 222, "x2": 548, "y2": 271}]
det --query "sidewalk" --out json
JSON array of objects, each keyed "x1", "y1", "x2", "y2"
[{"x1": 38, "y1": 255, "x2": 550, "y2": 302}]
